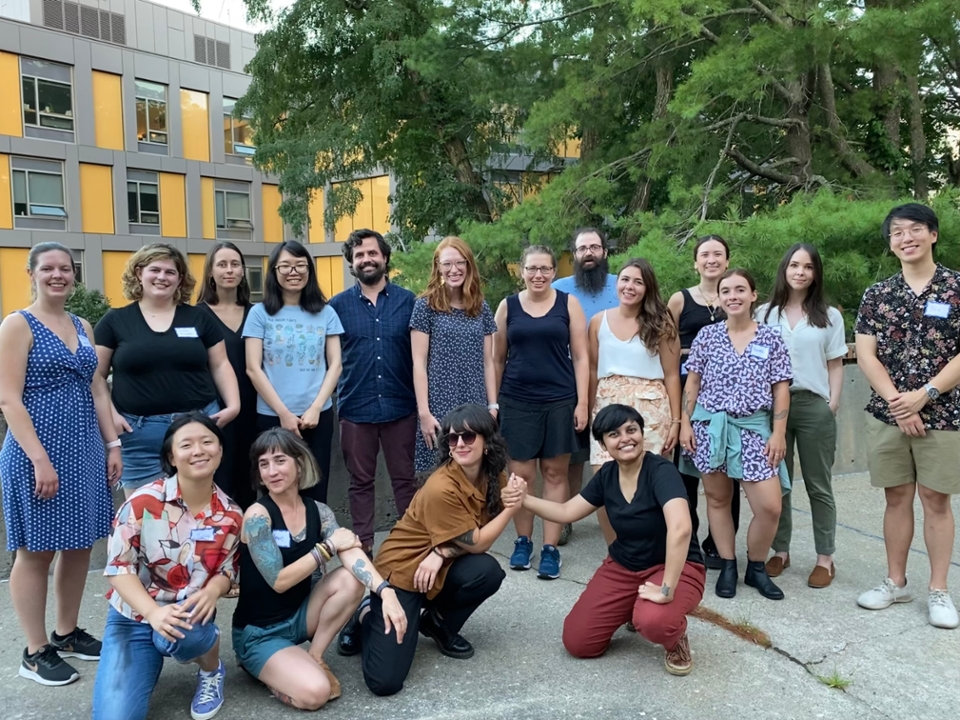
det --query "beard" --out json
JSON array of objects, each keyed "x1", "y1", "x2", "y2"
[
  {"x1": 574, "y1": 256, "x2": 610, "y2": 294},
  {"x1": 355, "y1": 261, "x2": 387, "y2": 286}
]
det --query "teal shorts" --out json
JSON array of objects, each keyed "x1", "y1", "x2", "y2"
[{"x1": 232, "y1": 595, "x2": 311, "y2": 678}]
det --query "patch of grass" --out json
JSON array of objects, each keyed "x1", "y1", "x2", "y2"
[{"x1": 818, "y1": 670, "x2": 853, "y2": 691}]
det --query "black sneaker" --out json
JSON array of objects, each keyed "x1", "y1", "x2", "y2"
[
  {"x1": 19, "y1": 645, "x2": 80, "y2": 686},
  {"x1": 419, "y1": 608, "x2": 474, "y2": 659},
  {"x1": 50, "y1": 627, "x2": 102, "y2": 660},
  {"x1": 337, "y1": 597, "x2": 369, "y2": 657}
]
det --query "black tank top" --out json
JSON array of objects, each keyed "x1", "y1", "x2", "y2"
[
  {"x1": 233, "y1": 494, "x2": 322, "y2": 630},
  {"x1": 678, "y1": 288, "x2": 724, "y2": 350}
]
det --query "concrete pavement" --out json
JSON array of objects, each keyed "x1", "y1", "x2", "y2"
[{"x1": 1, "y1": 471, "x2": 958, "y2": 719}]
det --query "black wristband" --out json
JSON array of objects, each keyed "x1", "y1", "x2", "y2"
[{"x1": 374, "y1": 580, "x2": 391, "y2": 597}]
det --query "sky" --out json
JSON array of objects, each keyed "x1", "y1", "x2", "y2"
[{"x1": 150, "y1": 0, "x2": 290, "y2": 33}]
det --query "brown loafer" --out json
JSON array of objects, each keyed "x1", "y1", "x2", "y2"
[
  {"x1": 318, "y1": 658, "x2": 341, "y2": 700},
  {"x1": 765, "y1": 555, "x2": 790, "y2": 578},
  {"x1": 807, "y1": 563, "x2": 836, "y2": 589}
]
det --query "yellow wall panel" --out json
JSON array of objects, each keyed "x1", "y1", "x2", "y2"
[
  {"x1": 102, "y1": 251, "x2": 132, "y2": 308},
  {"x1": 0, "y1": 154, "x2": 12, "y2": 229},
  {"x1": 330, "y1": 258, "x2": 345, "y2": 295},
  {"x1": 201, "y1": 177, "x2": 215, "y2": 239},
  {"x1": 180, "y1": 89, "x2": 210, "y2": 162},
  {"x1": 188, "y1": 253, "x2": 206, "y2": 302},
  {"x1": 332, "y1": 181, "x2": 354, "y2": 242},
  {"x1": 92, "y1": 71, "x2": 124, "y2": 150},
  {"x1": 79, "y1": 164, "x2": 115, "y2": 234},
  {"x1": 262, "y1": 184, "x2": 283, "y2": 243},
  {"x1": 308, "y1": 188, "x2": 325, "y2": 243},
  {"x1": 159, "y1": 173, "x2": 186, "y2": 237},
  {"x1": 0, "y1": 248, "x2": 30, "y2": 315},
  {"x1": 315, "y1": 257, "x2": 332, "y2": 298},
  {"x1": 0, "y1": 52, "x2": 22, "y2": 138},
  {"x1": 370, "y1": 175, "x2": 390, "y2": 235}
]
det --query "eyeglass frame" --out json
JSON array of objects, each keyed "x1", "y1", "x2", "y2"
[{"x1": 276, "y1": 262, "x2": 310, "y2": 276}]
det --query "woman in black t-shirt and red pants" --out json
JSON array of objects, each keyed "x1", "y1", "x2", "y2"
[{"x1": 509, "y1": 403, "x2": 705, "y2": 675}]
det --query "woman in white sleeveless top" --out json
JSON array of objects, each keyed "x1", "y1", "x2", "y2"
[{"x1": 588, "y1": 258, "x2": 682, "y2": 468}]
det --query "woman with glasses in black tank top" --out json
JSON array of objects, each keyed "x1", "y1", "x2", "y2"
[{"x1": 667, "y1": 236, "x2": 740, "y2": 569}]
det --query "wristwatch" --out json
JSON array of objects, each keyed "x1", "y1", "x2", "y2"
[
  {"x1": 924, "y1": 383, "x2": 941, "y2": 401},
  {"x1": 374, "y1": 580, "x2": 391, "y2": 597}
]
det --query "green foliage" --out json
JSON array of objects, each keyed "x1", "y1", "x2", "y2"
[{"x1": 65, "y1": 283, "x2": 111, "y2": 326}]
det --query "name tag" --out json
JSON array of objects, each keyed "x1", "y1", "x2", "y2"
[
  {"x1": 749, "y1": 345, "x2": 770, "y2": 360},
  {"x1": 175, "y1": 327, "x2": 199, "y2": 338},
  {"x1": 78, "y1": 336, "x2": 92, "y2": 347},
  {"x1": 190, "y1": 527, "x2": 215, "y2": 542},
  {"x1": 272, "y1": 530, "x2": 292, "y2": 548},
  {"x1": 925, "y1": 301, "x2": 950, "y2": 319},
  {"x1": 679, "y1": 360, "x2": 688, "y2": 376}
]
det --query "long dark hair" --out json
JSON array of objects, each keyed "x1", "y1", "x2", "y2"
[
  {"x1": 435, "y1": 404, "x2": 508, "y2": 517},
  {"x1": 198, "y1": 241, "x2": 252, "y2": 306},
  {"x1": 763, "y1": 243, "x2": 829, "y2": 329},
  {"x1": 160, "y1": 412, "x2": 224, "y2": 477},
  {"x1": 264, "y1": 240, "x2": 327, "y2": 315},
  {"x1": 618, "y1": 258, "x2": 677, "y2": 351}
]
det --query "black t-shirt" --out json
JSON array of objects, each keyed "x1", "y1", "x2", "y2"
[
  {"x1": 580, "y1": 453, "x2": 704, "y2": 572},
  {"x1": 95, "y1": 303, "x2": 223, "y2": 416}
]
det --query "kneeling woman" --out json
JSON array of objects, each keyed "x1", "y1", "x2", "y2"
[
  {"x1": 513, "y1": 404, "x2": 705, "y2": 675},
  {"x1": 233, "y1": 428, "x2": 405, "y2": 710},
  {"x1": 93, "y1": 413, "x2": 242, "y2": 720},
  {"x1": 337, "y1": 403, "x2": 521, "y2": 696}
]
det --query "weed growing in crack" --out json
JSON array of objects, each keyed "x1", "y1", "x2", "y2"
[{"x1": 818, "y1": 669, "x2": 853, "y2": 691}]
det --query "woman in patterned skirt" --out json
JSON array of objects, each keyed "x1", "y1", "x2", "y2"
[
  {"x1": 411, "y1": 236, "x2": 498, "y2": 475},
  {"x1": 0, "y1": 242, "x2": 121, "y2": 686},
  {"x1": 588, "y1": 258, "x2": 681, "y2": 544},
  {"x1": 679, "y1": 269, "x2": 792, "y2": 601}
]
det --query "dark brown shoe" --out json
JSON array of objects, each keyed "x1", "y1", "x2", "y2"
[
  {"x1": 808, "y1": 563, "x2": 836, "y2": 589},
  {"x1": 765, "y1": 555, "x2": 790, "y2": 578}
]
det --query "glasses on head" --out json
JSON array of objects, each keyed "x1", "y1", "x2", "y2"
[
  {"x1": 439, "y1": 260, "x2": 468, "y2": 271},
  {"x1": 523, "y1": 266, "x2": 554, "y2": 276},
  {"x1": 575, "y1": 244, "x2": 604, "y2": 255},
  {"x1": 447, "y1": 431, "x2": 478, "y2": 447},
  {"x1": 276, "y1": 263, "x2": 310, "y2": 276}
]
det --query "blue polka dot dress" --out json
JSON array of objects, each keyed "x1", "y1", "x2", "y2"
[{"x1": 0, "y1": 311, "x2": 112, "y2": 552}]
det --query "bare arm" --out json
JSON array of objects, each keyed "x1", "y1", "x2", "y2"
[
  {"x1": 0, "y1": 314, "x2": 44, "y2": 462},
  {"x1": 241, "y1": 510, "x2": 320, "y2": 593},
  {"x1": 245, "y1": 337, "x2": 295, "y2": 419},
  {"x1": 435, "y1": 500, "x2": 525, "y2": 557},
  {"x1": 659, "y1": 332, "x2": 682, "y2": 422},
  {"x1": 411, "y1": 329, "x2": 432, "y2": 418},
  {"x1": 522, "y1": 493, "x2": 598, "y2": 526},
  {"x1": 208, "y1": 341, "x2": 240, "y2": 423},
  {"x1": 568, "y1": 296, "x2": 589, "y2": 411},
  {"x1": 771, "y1": 381, "x2": 790, "y2": 435},
  {"x1": 855, "y1": 334, "x2": 899, "y2": 401},
  {"x1": 667, "y1": 292, "x2": 686, "y2": 354},
  {"x1": 108, "y1": 574, "x2": 167, "y2": 620},
  {"x1": 660, "y1": 497, "x2": 692, "y2": 594},
  {"x1": 827, "y1": 357, "x2": 844, "y2": 413},
  {"x1": 492, "y1": 299, "x2": 508, "y2": 391},
  {"x1": 682, "y1": 372, "x2": 701, "y2": 422},
  {"x1": 308, "y1": 334, "x2": 342, "y2": 413},
  {"x1": 587, "y1": 314, "x2": 600, "y2": 418},
  {"x1": 95, "y1": 344, "x2": 131, "y2": 434},
  {"x1": 483, "y1": 334, "x2": 498, "y2": 408},
  {"x1": 81, "y1": 319, "x2": 120, "y2": 447}
]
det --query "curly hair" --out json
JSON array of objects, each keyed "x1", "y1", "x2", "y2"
[
  {"x1": 434, "y1": 403, "x2": 508, "y2": 517},
  {"x1": 420, "y1": 236, "x2": 484, "y2": 317},
  {"x1": 618, "y1": 258, "x2": 677, "y2": 351},
  {"x1": 121, "y1": 243, "x2": 195, "y2": 304}
]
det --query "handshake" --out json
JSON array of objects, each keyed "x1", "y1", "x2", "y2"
[{"x1": 501, "y1": 474, "x2": 528, "y2": 511}]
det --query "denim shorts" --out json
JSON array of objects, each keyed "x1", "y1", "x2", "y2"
[
  {"x1": 118, "y1": 399, "x2": 220, "y2": 489},
  {"x1": 232, "y1": 595, "x2": 311, "y2": 678}
]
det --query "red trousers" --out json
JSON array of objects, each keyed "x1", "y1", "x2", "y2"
[{"x1": 563, "y1": 557, "x2": 706, "y2": 656}]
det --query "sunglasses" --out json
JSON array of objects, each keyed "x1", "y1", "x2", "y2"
[{"x1": 447, "y1": 431, "x2": 478, "y2": 447}]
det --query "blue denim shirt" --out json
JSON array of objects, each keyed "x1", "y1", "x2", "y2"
[{"x1": 328, "y1": 281, "x2": 417, "y2": 424}]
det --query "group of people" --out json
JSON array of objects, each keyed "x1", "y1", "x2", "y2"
[{"x1": 0, "y1": 201, "x2": 957, "y2": 719}]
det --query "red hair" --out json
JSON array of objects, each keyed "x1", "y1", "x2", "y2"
[{"x1": 420, "y1": 237, "x2": 484, "y2": 317}]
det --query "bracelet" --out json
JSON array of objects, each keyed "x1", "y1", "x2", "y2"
[
  {"x1": 431, "y1": 546, "x2": 445, "y2": 559},
  {"x1": 105, "y1": 439, "x2": 122, "y2": 449},
  {"x1": 374, "y1": 580, "x2": 391, "y2": 597},
  {"x1": 310, "y1": 546, "x2": 326, "y2": 573},
  {"x1": 316, "y1": 542, "x2": 331, "y2": 562},
  {"x1": 487, "y1": 403, "x2": 499, "y2": 411},
  {"x1": 323, "y1": 539, "x2": 338, "y2": 558}
]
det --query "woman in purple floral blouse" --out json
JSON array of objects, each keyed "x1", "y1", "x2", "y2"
[{"x1": 679, "y1": 269, "x2": 793, "y2": 600}]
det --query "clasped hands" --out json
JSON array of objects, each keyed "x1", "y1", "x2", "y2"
[
  {"x1": 501, "y1": 474, "x2": 528, "y2": 510},
  {"x1": 887, "y1": 389, "x2": 929, "y2": 436}
]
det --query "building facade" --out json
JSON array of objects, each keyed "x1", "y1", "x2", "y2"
[{"x1": 0, "y1": 0, "x2": 394, "y2": 314}]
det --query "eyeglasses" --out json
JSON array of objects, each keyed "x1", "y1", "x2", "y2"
[
  {"x1": 447, "y1": 431, "x2": 478, "y2": 447},
  {"x1": 889, "y1": 225, "x2": 930, "y2": 240},
  {"x1": 575, "y1": 244, "x2": 604, "y2": 255},
  {"x1": 523, "y1": 266, "x2": 554, "y2": 276},
  {"x1": 439, "y1": 260, "x2": 468, "y2": 271},
  {"x1": 276, "y1": 263, "x2": 310, "y2": 276}
]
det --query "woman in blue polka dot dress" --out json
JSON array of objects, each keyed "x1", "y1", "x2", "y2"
[{"x1": 0, "y1": 243, "x2": 122, "y2": 687}]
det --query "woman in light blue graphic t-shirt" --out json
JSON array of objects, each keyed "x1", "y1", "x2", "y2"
[{"x1": 243, "y1": 241, "x2": 344, "y2": 502}]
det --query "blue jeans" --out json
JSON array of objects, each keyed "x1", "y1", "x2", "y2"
[{"x1": 91, "y1": 607, "x2": 220, "y2": 720}]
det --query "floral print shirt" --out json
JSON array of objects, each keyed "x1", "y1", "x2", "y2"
[
  {"x1": 855, "y1": 264, "x2": 960, "y2": 430},
  {"x1": 104, "y1": 476, "x2": 243, "y2": 622}
]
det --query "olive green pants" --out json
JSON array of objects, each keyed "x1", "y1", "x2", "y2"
[{"x1": 772, "y1": 390, "x2": 837, "y2": 555}]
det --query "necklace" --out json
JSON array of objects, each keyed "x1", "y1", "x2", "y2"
[{"x1": 698, "y1": 286, "x2": 719, "y2": 322}]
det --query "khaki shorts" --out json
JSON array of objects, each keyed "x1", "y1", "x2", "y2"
[{"x1": 865, "y1": 413, "x2": 960, "y2": 495}]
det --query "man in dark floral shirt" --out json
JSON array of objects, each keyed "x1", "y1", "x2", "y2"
[{"x1": 854, "y1": 203, "x2": 960, "y2": 630}]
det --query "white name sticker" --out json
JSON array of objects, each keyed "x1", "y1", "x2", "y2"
[
  {"x1": 190, "y1": 527, "x2": 215, "y2": 542},
  {"x1": 273, "y1": 530, "x2": 291, "y2": 548},
  {"x1": 925, "y1": 301, "x2": 950, "y2": 319},
  {"x1": 749, "y1": 345, "x2": 770, "y2": 360},
  {"x1": 679, "y1": 360, "x2": 688, "y2": 376},
  {"x1": 79, "y1": 336, "x2": 92, "y2": 347},
  {"x1": 175, "y1": 326, "x2": 199, "y2": 338}
]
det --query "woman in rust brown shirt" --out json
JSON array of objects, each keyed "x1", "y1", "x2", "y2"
[{"x1": 336, "y1": 403, "x2": 523, "y2": 696}]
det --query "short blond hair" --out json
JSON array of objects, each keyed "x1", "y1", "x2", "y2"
[{"x1": 121, "y1": 243, "x2": 195, "y2": 304}]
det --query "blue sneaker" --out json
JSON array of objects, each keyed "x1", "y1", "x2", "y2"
[
  {"x1": 191, "y1": 661, "x2": 225, "y2": 720},
  {"x1": 538, "y1": 545, "x2": 562, "y2": 580},
  {"x1": 509, "y1": 536, "x2": 533, "y2": 570}
]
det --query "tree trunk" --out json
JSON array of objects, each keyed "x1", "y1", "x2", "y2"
[
  {"x1": 905, "y1": 71, "x2": 927, "y2": 198},
  {"x1": 867, "y1": 0, "x2": 902, "y2": 152},
  {"x1": 442, "y1": 135, "x2": 493, "y2": 223},
  {"x1": 626, "y1": 63, "x2": 673, "y2": 219}
]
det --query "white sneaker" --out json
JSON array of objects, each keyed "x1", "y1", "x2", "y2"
[
  {"x1": 928, "y1": 590, "x2": 959, "y2": 629},
  {"x1": 857, "y1": 578, "x2": 913, "y2": 610}
]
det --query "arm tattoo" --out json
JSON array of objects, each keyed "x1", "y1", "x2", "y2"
[
  {"x1": 351, "y1": 558, "x2": 374, "y2": 589},
  {"x1": 244, "y1": 514, "x2": 283, "y2": 588},
  {"x1": 438, "y1": 543, "x2": 466, "y2": 559},
  {"x1": 773, "y1": 410, "x2": 788, "y2": 420},
  {"x1": 454, "y1": 529, "x2": 476, "y2": 546},
  {"x1": 682, "y1": 389, "x2": 695, "y2": 418},
  {"x1": 314, "y1": 500, "x2": 340, "y2": 541}
]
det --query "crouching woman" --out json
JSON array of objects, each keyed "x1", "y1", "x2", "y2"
[
  {"x1": 510, "y1": 404, "x2": 705, "y2": 675},
  {"x1": 92, "y1": 412, "x2": 242, "y2": 720},
  {"x1": 233, "y1": 428, "x2": 405, "y2": 710}
]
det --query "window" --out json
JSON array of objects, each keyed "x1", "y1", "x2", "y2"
[
  {"x1": 127, "y1": 171, "x2": 161, "y2": 234},
  {"x1": 73, "y1": 252, "x2": 84, "y2": 284},
  {"x1": 10, "y1": 158, "x2": 67, "y2": 231},
  {"x1": 246, "y1": 265, "x2": 263, "y2": 302},
  {"x1": 20, "y1": 58, "x2": 74, "y2": 141},
  {"x1": 135, "y1": 81, "x2": 167, "y2": 151},
  {"x1": 223, "y1": 98, "x2": 256, "y2": 158},
  {"x1": 214, "y1": 181, "x2": 252, "y2": 239}
]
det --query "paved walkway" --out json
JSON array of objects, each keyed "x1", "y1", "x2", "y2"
[{"x1": 1, "y1": 472, "x2": 958, "y2": 719}]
